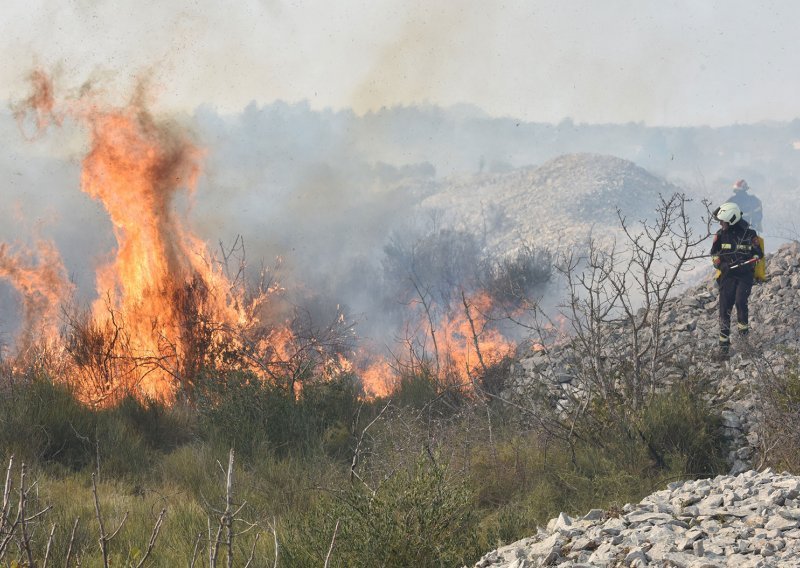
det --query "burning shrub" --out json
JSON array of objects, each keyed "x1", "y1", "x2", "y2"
[
  {"x1": 377, "y1": 222, "x2": 553, "y2": 400},
  {"x1": 0, "y1": 240, "x2": 73, "y2": 365},
  {"x1": 482, "y1": 244, "x2": 553, "y2": 306},
  {"x1": 3, "y1": 71, "x2": 554, "y2": 412}
]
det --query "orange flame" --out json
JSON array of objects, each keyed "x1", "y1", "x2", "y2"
[
  {"x1": 10, "y1": 72, "x2": 274, "y2": 405},
  {"x1": 358, "y1": 357, "x2": 395, "y2": 399},
  {"x1": 353, "y1": 291, "x2": 516, "y2": 399},
  {"x1": 80, "y1": 103, "x2": 213, "y2": 400},
  {"x1": 439, "y1": 290, "x2": 514, "y2": 388}
]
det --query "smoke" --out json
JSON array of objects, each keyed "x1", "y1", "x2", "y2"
[
  {"x1": 4, "y1": 2, "x2": 798, "y2": 126},
  {"x1": 2, "y1": 67, "x2": 800, "y2": 376}
]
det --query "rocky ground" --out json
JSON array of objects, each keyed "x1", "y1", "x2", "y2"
[
  {"x1": 473, "y1": 469, "x2": 800, "y2": 568},
  {"x1": 471, "y1": 241, "x2": 800, "y2": 567}
]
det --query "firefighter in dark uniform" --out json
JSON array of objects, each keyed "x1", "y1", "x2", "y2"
[
  {"x1": 725, "y1": 179, "x2": 763, "y2": 233},
  {"x1": 711, "y1": 202, "x2": 763, "y2": 358}
]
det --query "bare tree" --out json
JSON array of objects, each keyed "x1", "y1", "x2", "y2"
[
  {"x1": 0, "y1": 458, "x2": 52, "y2": 566},
  {"x1": 205, "y1": 449, "x2": 265, "y2": 568},
  {"x1": 550, "y1": 193, "x2": 711, "y2": 411},
  {"x1": 92, "y1": 472, "x2": 129, "y2": 568}
]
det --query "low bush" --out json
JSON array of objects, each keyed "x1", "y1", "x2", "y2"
[
  {"x1": 291, "y1": 454, "x2": 481, "y2": 567},
  {"x1": 637, "y1": 384, "x2": 727, "y2": 476},
  {"x1": 195, "y1": 370, "x2": 363, "y2": 459},
  {"x1": 756, "y1": 353, "x2": 800, "y2": 470},
  {"x1": 0, "y1": 362, "x2": 732, "y2": 566},
  {"x1": 0, "y1": 378, "x2": 95, "y2": 470},
  {"x1": 0, "y1": 377, "x2": 198, "y2": 476},
  {"x1": 483, "y1": 245, "x2": 553, "y2": 305},
  {"x1": 566, "y1": 378, "x2": 727, "y2": 479}
]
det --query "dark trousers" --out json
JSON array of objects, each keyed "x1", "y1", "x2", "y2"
[{"x1": 718, "y1": 274, "x2": 753, "y2": 344}]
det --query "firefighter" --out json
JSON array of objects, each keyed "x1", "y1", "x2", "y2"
[
  {"x1": 725, "y1": 179, "x2": 763, "y2": 233},
  {"x1": 711, "y1": 202, "x2": 763, "y2": 359}
]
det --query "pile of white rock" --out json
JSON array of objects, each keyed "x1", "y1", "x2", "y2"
[
  {"x1": 419, "y1": 153, "x2": 685, "y2": 256},
  {"x1": 472, "y1": 469, "x2": 800, "y2": 567}
]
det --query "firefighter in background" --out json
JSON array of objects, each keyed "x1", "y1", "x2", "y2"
[
  {"x1": 711, "y1": 202, "x2": 763, "y2": 358},
  {"x1": 724, "y1": 179, "x2": 763, "y2": 233}
]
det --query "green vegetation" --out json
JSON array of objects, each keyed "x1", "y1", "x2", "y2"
[
  {"x1": 0, "y1": 364, "x2": 730, "y2": 567},
  {"x1": 757, "y1": 354, "x2": 800, "y2": 472}
]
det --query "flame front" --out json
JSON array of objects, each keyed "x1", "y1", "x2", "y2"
[
  {"x1": 440, "y1": 291, "x2": 514, "y2": 388},
  {"x1": 4, "y1": 71, "x2": 523, "y2": 406},
  {"x1": 354, "y1": 291, "x2": 515, "y2": 400}
]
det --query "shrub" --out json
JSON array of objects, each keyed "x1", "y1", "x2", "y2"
[
  {"x1": 0, "y1": 376, "x2": 199, "y2": 477},
  {"x1": 110, "y1": 395, "x2": 197, "y2": 451},
  {"x1": 196, "y1": 371, "x2": 294, "y2": 458},
  {"x1": 0, "y1": 378, "x2": 96, "y2": 470},
  {"x1": 755, "y1": 352, "x2": 800, "y2": 470},
  {"x1": 383, "y1": 228, "x2": 483, "y2": 307},
  {"x1": 294, "y1": 455, "x2": 481, "y2": 567},
  {"x1": 637, "y1": 384, "x2": 727, "y2": 476},
  {"x1": 92, "y1": 395, "x2": 198, "y2": 478},
  {"x1": 392, "y1": 368, "x2": 440, "y2": 409},
  {"x1": 195, "y1": 370, "x2": 362, "y2": 459},
  {"x1": 483, "y1": 245, "x2": 553, "y2": 305}
]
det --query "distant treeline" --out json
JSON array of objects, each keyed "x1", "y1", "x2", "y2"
[{"x1": 194, "y1": 100, "x2": 800, "y2": 185}]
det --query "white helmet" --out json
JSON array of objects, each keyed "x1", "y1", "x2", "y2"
[{"x1": 716, "y1": 202, "x2": 742, "y2": 225}]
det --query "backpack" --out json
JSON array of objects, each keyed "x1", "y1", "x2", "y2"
[{"x1": 754, "y1": 235, "x2": 766, "y2": 282}]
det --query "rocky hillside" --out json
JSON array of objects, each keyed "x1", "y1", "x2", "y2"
[
  {"x1": 420, "y1": 153, "x2": 689, "y2": 255},
  {"x1": 472, "y1": 241, "x2": 800, "y2": 567}
]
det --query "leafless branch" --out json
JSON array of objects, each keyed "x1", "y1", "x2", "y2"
[
  {"x1": 134, "y1": 508, "x2": 166, "y2": 568},
  {"x1": 93, "y1": 472, "x2": 128, "y2": 568},
  {"x1": 64, "y1": 517, "x2": 79, "y2": 568},
  {"x1": 19, "y1": 464, "x2": 35, "y2": 568},
  {"x1": 324, "y1": 519, "x2": 341, "y2": 568},
  {"x1": 350, "y1": 401, "x2": 391, "y2": 490},
  {"x1": 42, "y1": 522, "x2": 56, "y2": 568},
  {"x1": 190, "y1": 532, "x2": 202, "y2": 568},
  {"x1": 243, "y1": 532, "x2": 261, "y2": 568}
]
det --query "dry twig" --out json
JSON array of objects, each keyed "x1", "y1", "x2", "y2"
[{"x1": 324, "y1": 519, "x2": 341, "y2": 568}]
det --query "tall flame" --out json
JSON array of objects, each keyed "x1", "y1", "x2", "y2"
[
  {"x1": 9, "y1": 72, "x2": 261, "y2": 404},
  {"x1": 80, "y1": 102, "x2": 210, "y2": 400},
  {"x1": 439, "y1": 290, "x2": 514, "y2": 387}
]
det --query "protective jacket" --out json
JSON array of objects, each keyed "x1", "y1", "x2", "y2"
[
  {"x1": 710, "y1": 219, "x2": 762, "y2": 278},
  {"x1": 711, "y1": 219, "x2": 762, "y2": 352}
]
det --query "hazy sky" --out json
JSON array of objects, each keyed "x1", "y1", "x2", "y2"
[{"x1": 1, "y1": 0, "x2": 798, "y2": 126}]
